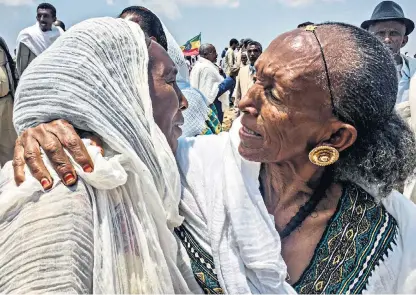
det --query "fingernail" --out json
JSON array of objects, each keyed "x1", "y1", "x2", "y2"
[
  {"x1": 63, "y1": 173, "x2": 76, "y2": 185},
  {"x1": 100, "y1": 148, "x2": 104, "y2": 156},
  {"x1": 83, "y1": 164, "x2": 93, "y2": 173},
  {"x1": 40, "y1": 178, "x2": 50, "y2": 189}
]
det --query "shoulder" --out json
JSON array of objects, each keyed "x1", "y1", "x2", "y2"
[{"x1": 403, "y1": 55, "x2": 416, "y2": 76}]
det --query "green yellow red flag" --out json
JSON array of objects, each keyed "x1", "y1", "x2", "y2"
[{"x1": 180, "y1": 33, "x2": 201, "y2": 56}]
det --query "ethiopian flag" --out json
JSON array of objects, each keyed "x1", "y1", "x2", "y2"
[{"x1": 180, "y1": 33, "x2": 201, "y2": 56}]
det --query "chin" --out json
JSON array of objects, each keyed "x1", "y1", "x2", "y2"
[{"x1": 238, "y1": 143, "x2": 263, "y2": 162}]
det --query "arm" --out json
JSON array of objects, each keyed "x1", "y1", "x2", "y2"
[
  {"x1": 235, "y1": 73, "x2": 241, "y2": 105},
  {"x1": 16, "y1": 43, "x2": 36, "y2": 77},
  {"x1": 216, "y1": 77, "x2": 235, "y2": 99}
]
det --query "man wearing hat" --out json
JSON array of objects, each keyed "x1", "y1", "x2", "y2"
[
  {"x1": 362, "y1": 1, "x2": 416, "y2": 202},
  {"x1": 362, "y1": 1, "x2": 416, "y2": 103}
]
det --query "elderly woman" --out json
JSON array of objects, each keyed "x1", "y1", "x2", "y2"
[{"x1": 9, "y1": 23, "x2": 416, "y2": 294}]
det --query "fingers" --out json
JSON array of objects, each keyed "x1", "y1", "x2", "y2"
[
  {"x1": 19, "y1": 130, "x2": 53, "y2": 189},
  {"x1": 31, "y1": 124, "x2": 77, "y2": 186},
  {"x1": 47, "y1": 120, "x2": 95, "y2": 173},
  {"x1": 13, "y1": 137, "x2": 26, "y2": 186}
]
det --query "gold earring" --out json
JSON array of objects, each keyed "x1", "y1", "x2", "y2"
[{"x1": 309, "y1": 146, "x2": 339, "y2": 167}]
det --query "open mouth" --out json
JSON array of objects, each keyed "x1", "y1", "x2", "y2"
[{"x1": 242, "y1": 126, "x2": 261, "y2": 137}]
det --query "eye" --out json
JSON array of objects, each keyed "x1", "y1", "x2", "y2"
[{"x1": 265, "y1": 88, "x2": 283, "y2": 105}]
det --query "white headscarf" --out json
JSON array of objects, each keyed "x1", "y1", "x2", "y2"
[{"x1": 4, "y1": 17, "x2": 191, "y2": 293}]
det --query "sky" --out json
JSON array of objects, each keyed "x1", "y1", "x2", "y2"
[{"x1": 1, "y1": 0, "x2": 416, "y2": 56}]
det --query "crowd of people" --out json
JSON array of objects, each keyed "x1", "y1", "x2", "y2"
[{"x1": 0, "y1": 0, "x2": 416, "y2": 294}]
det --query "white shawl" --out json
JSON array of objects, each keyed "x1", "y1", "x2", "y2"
[
  {"x1": 1, "y1": 17, "x2": 192, "y2": 294},
  {"x1": 16, "y1": 22, "x2": 63, "y2": 57},
  {"x1": 176, "y1": 118, "x2": 296, "y2": 294},
  {"x1": 190, "y1": 57, "x2": 230, "y2": 112}
]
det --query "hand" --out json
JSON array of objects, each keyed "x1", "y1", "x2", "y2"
[{"x1": 13, "y1": 120, "x2": 102, "y2": 189}]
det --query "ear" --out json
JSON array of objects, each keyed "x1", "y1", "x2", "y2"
[
  {"x1": 322, "y1": 121, "x2": 357, "y2": 153},
  {"x1": 401, "y1": 35, "x2": 409, "y2": 48}
]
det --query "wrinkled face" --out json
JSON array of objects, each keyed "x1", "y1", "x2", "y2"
[
  {"x1": 241, "y1": 53, "x2": 248, "y2": 65},
  {"x1": 369, "y1": 21, "x2": 407, "y2": 57},
  {"x1": 37, "y1": 8, "x2": 55, "y2": 32},
  {"x1": 148, "y1": 41, "x2": 188, "y2": 152},
  {"x1": 238, "y1": 30, "x2": 336, "y2": 163},
  {"x1": 247, "y1": 44, "x2": 261, "y2": 64}
]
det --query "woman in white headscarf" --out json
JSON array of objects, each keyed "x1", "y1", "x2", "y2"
[{"x1": 0, "y1": 17, "x2": 198, "y2": 293}]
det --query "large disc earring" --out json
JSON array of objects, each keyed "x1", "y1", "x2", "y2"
[{"x1": 309, "y1": 146, "x2": 339, "y2": 167}]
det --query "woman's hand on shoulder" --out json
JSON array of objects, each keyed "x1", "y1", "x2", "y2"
[{"x1": 13, "y1": 119, "x2": 101, "y2": 189}]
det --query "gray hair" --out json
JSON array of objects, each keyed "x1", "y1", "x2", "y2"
[{"x1": 316, "y1": 22, "x2": 416, "y2": 197}]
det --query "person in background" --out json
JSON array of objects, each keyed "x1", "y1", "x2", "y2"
[
  {"x1": 223, "y1": 38, "x2": 238, "y2": 77},
  {"x1": 235, "y1": 41, "x2": 262, "y2": 107},
  {"x1": 0, "y1": 36, "x2": 18, "y2": 167},
  {"x1": 362, "y1": 1, "x2": 416, "y2": 105},
  {"x1": 297, "y1": 21, "x2": 314, "y2": 28},
  {"x1": 362, "y1": 0, "x2": 416, "y2": 202},
  {"x1": 54, "y1": 19, "x2": 66, "y2": 31},
  {"x1": 235, "y1": 38, "x2": 253, "y2": 69},
  {"x1": 241, "y1": 51, "x2": 248, "y2": 66},
  {"x1": 190, "y1": 43, "x2": 234, "y2": 123},
  {"x1": 16, "y1": 3, "x2": 63, "y2": 77},
  {"x1": 222, "y1": 41, "x2": 262, "y2": 132},
  {"x1": 219, "y1": 47, "x2": 227, "y2": 68}
]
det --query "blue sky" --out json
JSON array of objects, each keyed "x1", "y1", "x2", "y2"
[{"x1": 1, "y1": 0, "x2": 416, "y2": 55}]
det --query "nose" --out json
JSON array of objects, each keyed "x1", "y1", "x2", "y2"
[
  {"x1": 178, "y1": 91, "x2": 188, "y2": 110},
  {"x1": 383, "y1": 33, "x2": 392, "y2": 44},
  {"x1": 238, "y1": 84, "x2": 259, "y2": 116}
]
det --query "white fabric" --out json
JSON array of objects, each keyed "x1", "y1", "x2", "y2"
[
  {"x1": 190, "y1": 56, "x2": 230, "y2": 112},
  {"x1": 364, "y1": 190, "x2": 416, "y2": 294},
  {"x1": 177, "y1": 80, "x2": 210, "y2": 138},
  {"x1": 1, "y1": 17, "x2": 192, "y2": 293},
  {"x1": 397, "y1": 54, "x2": 416, "y2": 104},
  {"x1": 176, "y1": 118, "x2": 295, "y2": 294},
  {"x1": 16, "y1": 22, "x2": 63, "y2": 57}
]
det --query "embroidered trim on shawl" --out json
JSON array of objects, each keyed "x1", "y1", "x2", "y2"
[
  {"x1": 175, "y1": 225, "x2": 224, "y2": 294},
  {"x1": 293, "y1": 183, "x2": 398, "y2": 294}
]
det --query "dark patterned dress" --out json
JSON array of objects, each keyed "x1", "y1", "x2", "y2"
[{"x1": 175, "y1": 183, "x2": 398, "y2": 294}]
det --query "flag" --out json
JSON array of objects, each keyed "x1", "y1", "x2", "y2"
[{"x1": 180, "y1": 33, "x2": 201, "y2": 56}]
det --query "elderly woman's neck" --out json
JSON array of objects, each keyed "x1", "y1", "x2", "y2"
[{"x1": 260, "y1": 160, "x2": 324, "y2": 218}]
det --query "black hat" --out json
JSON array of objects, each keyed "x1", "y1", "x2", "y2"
[{"x1": 361, "y1": 1, "x2": 414, "y2": 36}]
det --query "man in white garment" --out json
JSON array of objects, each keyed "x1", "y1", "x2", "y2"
[
  {"x1": 362, "y1": 1, "x2": 416, "y2": 202},
  {"x1": 190, "y1": 43, "x2": 234, "y2": 124},
  {"x1": 16, "y1": 3, "x2": 63, "y2": 77}
]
